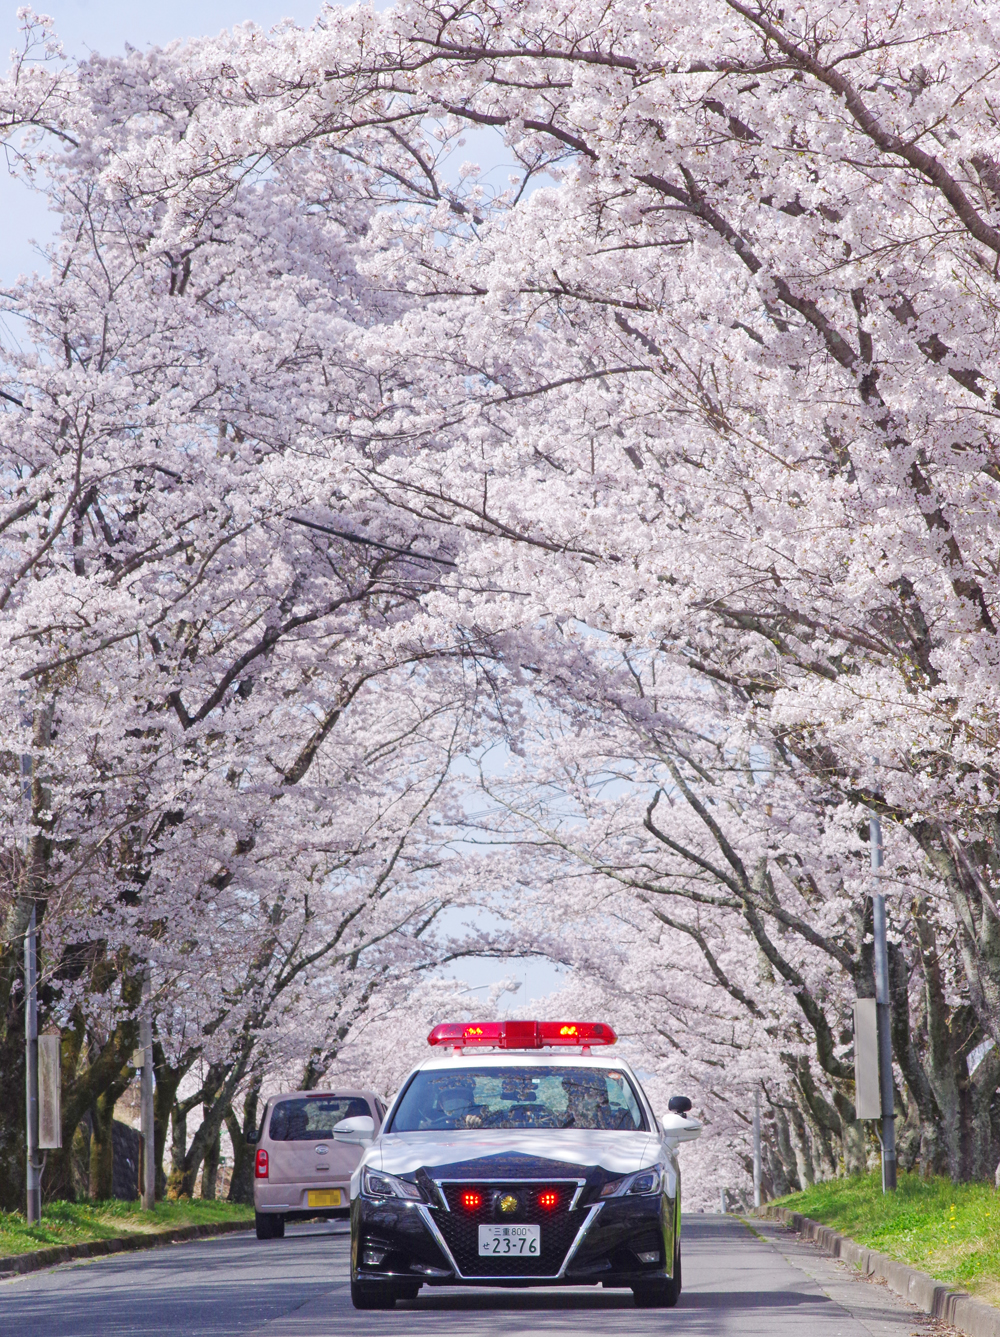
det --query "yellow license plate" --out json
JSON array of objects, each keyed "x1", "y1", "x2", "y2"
[{"x1": 308, "y1": 1189, "x2": 343, "y2": 1207}]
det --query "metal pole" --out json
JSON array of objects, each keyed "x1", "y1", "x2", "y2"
[
  {"x1": 719, "y1": 1186, "x2": 726, "y2": 1215},
  {"x1": 753, "y1": 1087, "x2": 762, "y2": 1209},
  {"x1": 140, "y1": 976, "x2": 155, "y2": 1210},
  {"x1": 870, "y1": 813, "x2": 897, "y2": 1192},
  {"x1": 25, "y1": 905, "x2": 41, "y2": 1223}
]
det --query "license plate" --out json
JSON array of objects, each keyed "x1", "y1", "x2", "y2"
[
  {"x1": 478, "y1": 1224, "x2": 540, "y2": 1256},
  {"x1": 307, "y1": 1189, "x2": 342, "y2": 1207}
]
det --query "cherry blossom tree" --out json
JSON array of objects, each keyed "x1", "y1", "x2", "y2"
[
  {"x1": 453, "y1": 630, "x2": 989, "y2": 1190},
  {"x1": 5, "y1": 0, "x2": 1000, "y2": 1206},
  {"x1": 0, "y1": 10, "x2": 484, "y2": 1205}
]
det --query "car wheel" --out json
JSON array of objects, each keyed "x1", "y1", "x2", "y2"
[
  {"x1": 351, "y1": 1280, "x2": 398, "y2": 1310},
  {"x1": 632, "y1": 1238, "x2": 681, "y2": 1308},
  {"x1": 272, "y1": 1215, "x2": 285, "y2": 1239},
  {"x1": 255, "y1": 1212, "x2": 274, "y2": 1240}
]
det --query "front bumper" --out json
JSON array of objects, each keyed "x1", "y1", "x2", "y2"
[{"x1": 351, "y1": 1187, "x2": 677, "y2": 1288}]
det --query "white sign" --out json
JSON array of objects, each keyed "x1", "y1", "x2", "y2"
[{"x1": 853, "y1": 999, "x2": 881, "y2": 1119}]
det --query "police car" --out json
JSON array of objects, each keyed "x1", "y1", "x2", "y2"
[{"x1": 334, "y1": 1020, "x2": 701, "y2": 1310}]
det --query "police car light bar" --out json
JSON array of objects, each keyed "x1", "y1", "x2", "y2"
[{"x1": 426, "y1": 1021, "x2": 617, "y2": 1049}]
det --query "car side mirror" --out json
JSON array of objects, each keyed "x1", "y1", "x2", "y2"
[
  {"x1": 334, "y1": 1114, "x2": 375, "y2": 1146},
  {"x1": 245, "y1": 1129, "x2": 259, "y2": 1145},
  {"x1": 667, "y1": 1095, "x2": 693, "y2": 1116}
]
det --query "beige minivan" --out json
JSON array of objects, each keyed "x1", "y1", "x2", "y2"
[{"x1": 250, "y1": 1088, "x2": 384, "y2": 1239}]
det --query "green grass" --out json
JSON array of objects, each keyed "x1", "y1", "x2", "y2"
[
  {"x1": 0, "y1": 1199, "x2": 253, "y2": 1258},
  {"x1": 775, "y1": 1171, "x2": 1000, "y2": 1303}
]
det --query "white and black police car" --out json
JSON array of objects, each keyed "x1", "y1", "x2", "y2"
[{"x1": 333, "y1": 1020, "x2": 701, "y2": 1310}]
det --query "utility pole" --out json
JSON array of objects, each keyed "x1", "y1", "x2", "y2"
[
  {"x1": 24, "y1": 904, "x2": 41, "y2": 1223},
  {"x1": 21, "y1": 703, "x2": 54, "y2": 1224},
  {"x1": 870, "y1": 811, "x2": 897, "y2": 1191},
  {"x1": 753, "y1": 1086, "x2": 762, "y2": 1209},
  {"x1": 21, "y1": 729, "x2": 41, "y2": 1225},
  {"x1": 140, "y1": 973, "x2": 155, "y2": 1209}
]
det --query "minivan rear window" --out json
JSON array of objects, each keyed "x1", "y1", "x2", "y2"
[{"x1": 268, "y1": 1096, "x2": 371, "y2": 1141}]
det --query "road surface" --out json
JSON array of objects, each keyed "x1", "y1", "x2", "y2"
[{"x1": 0, "y1": 1214, "x2": 947, "y2": 1336}]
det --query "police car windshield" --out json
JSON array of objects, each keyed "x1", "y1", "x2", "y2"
[{"x1": 389, "y1": 1066, "x2": 646, "y2": 1132}]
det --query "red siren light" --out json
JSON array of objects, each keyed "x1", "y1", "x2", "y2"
[
  {"x1": 538, "y1": 1190, "x2": 559, "y2": 1210},
  {"x1": 426, "y1": 1021, "x2": 617, "y2": 1049},
  {"x1": 460, "y1": 1190, "x2": 483, "y2": 1211}
]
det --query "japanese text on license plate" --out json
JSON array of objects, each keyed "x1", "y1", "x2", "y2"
[{"x1": 478, "y1": 1224, "x2": 541, "y2": 1256}]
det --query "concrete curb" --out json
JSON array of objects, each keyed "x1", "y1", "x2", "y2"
[
  {"x1": 0, "y1": 1218, "x2": 252, "y2": 1279},
  {"x1": 753, "y1": 1204, "x2": 1000, "y2": 1337}
]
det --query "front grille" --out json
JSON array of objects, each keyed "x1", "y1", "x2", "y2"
[{"x1": 435, "y1": 1182, "x2": 582, "y2": 1277}]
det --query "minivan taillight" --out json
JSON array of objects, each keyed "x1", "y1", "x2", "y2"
[{"x1": 255, "y1": 1148, "x2": 269, "y2": 1179}]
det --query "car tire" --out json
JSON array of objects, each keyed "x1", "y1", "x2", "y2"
[
  {"x1": 255, "y1": 1212, "x2": 274, "y2": 1240},
  {"x1": 272, "y1": 1215, "x2": 285, "y2": 1238},
  {"x1": 632, "y1": 1239, "x2": 681, "y2": 1308},
  {"x1": 350, "y1": 1280, "x2": 398, "y2": 1310}
]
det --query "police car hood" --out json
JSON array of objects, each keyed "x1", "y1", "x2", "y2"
[{"x1": 374, "y1": 1129, "x2": 657, "y2": 1177}]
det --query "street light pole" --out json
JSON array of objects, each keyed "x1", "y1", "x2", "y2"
[
  {"x1": 21, "y1": 731, "x2": 41, "y2": 1225},
  {"x1": 21, "y1": 703, "x2": 53, "y2": 1224},
  {"x1": 140, "y1": 972, "x2": 155, "y2": 1209},
  {"x1": 870, "y1": 812, "x2": 897, "y2": 1191},
  {"x1": 753, "y1": 1086, "x2": 762, "y2": 1209},
  {"x1": 24, "y1": 904, "x2": 41, "y2": 1223}
]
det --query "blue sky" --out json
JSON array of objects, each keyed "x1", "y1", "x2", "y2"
[
  {"x1": 4, "y1": 2, "x2": 315, "y2": 55},
  {"x1": 1, "y1": 2, "x2": 514, "y2": 289},
  {"x1": 0, "y1": 3, "x2": 339, "y2": 286}
]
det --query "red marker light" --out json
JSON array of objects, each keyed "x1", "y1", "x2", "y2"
[
  {"x1": 255, "y1": 1149, "x2": 269, "y2": 1179},
  {"x1": 538, "y1": 1191, "x2": 559, "y2": 1210},
  {"x1": 460, "y1": 1190, "x2": 483, "y2": 1211},
  {"x1": 539, "y1": 1021, "x2": 616, "y2": 1046}
]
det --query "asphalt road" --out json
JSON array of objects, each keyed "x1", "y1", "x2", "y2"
[{"x1": 0, "y1": 1214, "x2": 946, "y2": 1336}]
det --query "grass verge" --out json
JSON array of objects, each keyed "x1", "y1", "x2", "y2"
[
  {"x1": 0, "y1": 1199, "x2": 253, "y2": 1258},
  {"x1": 775, "y1": 1171, "x2": 1000, "y2": 1305}
]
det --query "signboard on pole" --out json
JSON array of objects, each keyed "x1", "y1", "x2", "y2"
[
  {"x1": 853, "y1": 998, "x2": 881, "y2": 1119},
  {"x1": 38, "y1": 1034, "x2": 62, "y2": 1149}
]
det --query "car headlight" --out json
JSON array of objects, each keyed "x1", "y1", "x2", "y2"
[
  {"x1": 598, "y1": 1166, "x2": 662, "y2": 1198},
  {"x1": 362, "y1": 1168, "x2": 423, "y2": 1201}
]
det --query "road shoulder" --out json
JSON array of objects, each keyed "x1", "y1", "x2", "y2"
[
  {"x1": 0, "y1": 1219, "x2": 252, "y2": 1279},
  {"x1": 748, "y1": 1216, "x2": 961, "y2": 1337}
]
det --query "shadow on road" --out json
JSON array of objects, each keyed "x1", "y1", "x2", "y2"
[
  {"x1": 678, "y1": 1290, "x2": 832, "y2": 1309},
  {"x1": 400, "y1": 1291, "x2": 636, "y2": 1310},
  {"x1": 400, "y1": 1286, "x2": 825, "y2": 1313},
  {"x1": 681, "y1": 1217, "x2": 742, "y2": 1239}
]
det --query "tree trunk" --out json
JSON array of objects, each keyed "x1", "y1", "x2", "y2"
[
  {"x1": 769, "y1": 1106, "x2": 800, "y2": 1194},
  {"x1": 171, "y1": 1042, "x2": 257, "y2": 1199},
  {"x1": 167, "y1": 1093, "x2": 197, "y2": 1199},
  {"x1": 168, "y1": 1058, "x2": 236, "y2": 1198},
  {"x1": 153, "y1": 1046, "x2": 192, "y2": 1202},
  {"x1": 201, "y1": 1125, "x2": 221, "y2": 1200},
  {"x1": 89, "y1": 1093, "x2": 116, "y2": 1200},
  {"x1": 0, "y1": 707, "x2": 53, "y2": 1210},
  {"x1": 0, "y1": 963, "x2": 27, "y2": 1211},
  {"x1": 227, "y1": 1075, "x2": 262, "y2": 1206}
]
